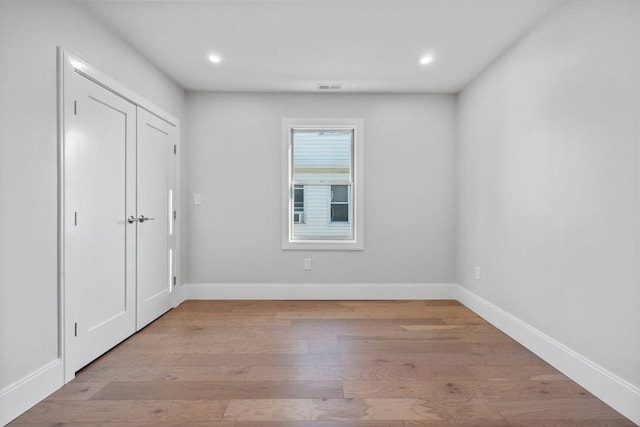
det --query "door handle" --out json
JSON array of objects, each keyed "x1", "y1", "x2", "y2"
[
  {"x1": 138, "y1": 214, "x2": 156, "y2": 223},
  {"x1": 127, "y1": 215, "x2": 138, "y2": 224}
]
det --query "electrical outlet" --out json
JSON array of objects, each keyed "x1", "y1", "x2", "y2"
[
  {"x1": 194, "y1": 193, "x2": 202, "y2": 205},
  {"x1": 475, "y1": 266, "x2": 481, "y2": 281},
  {"x1": 304, "y1": 258, "x2": 312, "y2": 271}
]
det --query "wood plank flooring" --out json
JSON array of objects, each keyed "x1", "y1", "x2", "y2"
[{"x1": 10, "y1": 300, "x2": 635, "y2": 426}]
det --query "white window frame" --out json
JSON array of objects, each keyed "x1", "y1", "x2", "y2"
[{"x1": 281, "y1": 117, "x2": 364, "y2": 250}]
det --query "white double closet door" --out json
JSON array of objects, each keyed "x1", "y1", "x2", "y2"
[{"x1": 64, "y1": 66, "x2": 176, "y2": 374}]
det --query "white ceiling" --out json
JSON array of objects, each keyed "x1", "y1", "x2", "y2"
[{"x1": 79, "y1": 0, "x2": 559, "y2": 93}]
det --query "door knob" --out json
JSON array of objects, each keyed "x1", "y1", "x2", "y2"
[
  {"x1": 127, "y1": 215, "x2": 138, "y2": 224},
  {"x1": 138, "y1": 214, "x2": 156, "y2": 223}
]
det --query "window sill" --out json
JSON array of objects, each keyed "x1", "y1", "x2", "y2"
[{"x1": 282, "y1": 239, "x2": 364, "y2": 251}]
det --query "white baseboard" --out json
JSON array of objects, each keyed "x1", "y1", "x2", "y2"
[
  {"x1": 186, "y1": 282, "x2": 457, "y2": 300},
  {"x1": 0, "y1": 359, "x2": 63, "y2": 426},
  {"x1": 455, "y1": 285, "x2": 640, "y2": 426}
]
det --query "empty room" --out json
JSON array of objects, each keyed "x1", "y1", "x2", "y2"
[{"x1": 0, "y1": 0, "x2": 639, "y2": 425}]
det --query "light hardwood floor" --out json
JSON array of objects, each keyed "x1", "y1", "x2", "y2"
[{"x1": 10, "y1": 300, "x2": 635, "y2": 426}]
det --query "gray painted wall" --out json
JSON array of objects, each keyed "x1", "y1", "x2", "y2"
[
  {"x1": 0, "y1": 0, "x2": 185, "y2": 391},
  {"x1": 185, "y1": 92, "x2": 456, "y2": 285},
  {"x1": 457, "y1": 0, "x2": 640, "y2": 387}
]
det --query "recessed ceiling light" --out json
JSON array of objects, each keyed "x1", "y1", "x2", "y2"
[
  {"x1": 419, "y1": 54, "x2": 435, "y2": 65},
  {"x1": 208, "y1": 54, "x2": 222, "y2": 64}
]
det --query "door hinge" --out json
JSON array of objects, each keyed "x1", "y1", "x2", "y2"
[
  {"x1": 173, "y1": 210, "x2": 177, "y2": 220},
  {"x1": 73, "y1": 100, "x2": 77, "y2": 115},
  {"x1": 173, "y1": 276, "x2": 177, "y2": 286},
  {"x1": 74, "y1": 211, "x2": 78, "y2": 226},
  {"x1": 74, "y1": 322, "x2": 78, "y2": 337},
  {"x1": 173, "y1": 144, "x2": 176, "y2": 154}
]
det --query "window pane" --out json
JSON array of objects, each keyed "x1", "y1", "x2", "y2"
[
  {"x1": 292, "y1": 130, "x2": 352, "y2": 183},
  {"x1": 331, "y1": 185, "x2": 348, "y2": 202},
  {"x1": 291, "y1": 129, "x2": 353, "y2": 240},
  {"x1": 331, "y1": 204, "x2": 349, "y2": 222},
  {"x1": 292, "y1": 184, "x2": 351, "y2": 238},
  {"x1": 294, "y1": 185, "x2": 304, "y2": 212}
]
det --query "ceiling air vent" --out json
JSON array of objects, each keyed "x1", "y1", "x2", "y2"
[{"x1": 316, "y1": 83, "x2": 342, "y2": 90}]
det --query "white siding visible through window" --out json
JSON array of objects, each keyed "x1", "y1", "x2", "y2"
[
  {"x1": 294, "y1": 185, "x2": 351, "y2": 237},
  {"x1": 293, "y1": 131, "x2": 351, "y2": 173}
]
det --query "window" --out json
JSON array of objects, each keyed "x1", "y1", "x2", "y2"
[
  {"x1": 330, "y1": 185, "x2": 349, "y2": 222},
  {"x1": 293, "y1": 185, "x2": 305, "y2": 224},
  {"x1": 281, "y1": 118, "x2": 364, "y2": 250}
]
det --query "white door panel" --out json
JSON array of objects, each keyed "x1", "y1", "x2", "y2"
[
  {"x1": 65, "y1": 71, "x2": 137, "y2": 371},
  {"x1": 136, "y1": 108, "x2": 175, "y2": 329}
]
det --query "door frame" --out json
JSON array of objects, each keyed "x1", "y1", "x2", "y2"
[{"x1": 57, "y1": 48, "x2": 182, "y2": 382}]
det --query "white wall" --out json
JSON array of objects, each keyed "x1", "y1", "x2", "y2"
[
  {"x1": 185, "y1": 93, "x2": 456, "y2": 285},
  {"x1": 457, "y1": 0, "x2": 639, "y2": 396},
  {"x1": 0, "y1": 0, "x2": 185, "y2": 422}
]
